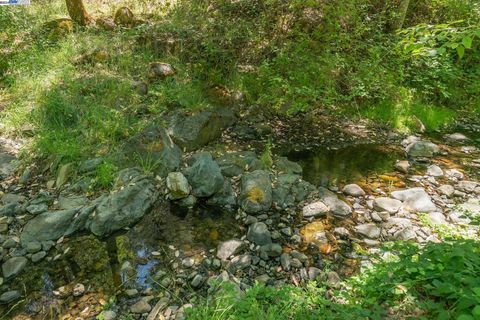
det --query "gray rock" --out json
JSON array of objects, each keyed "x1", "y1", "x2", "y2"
[
  {"x1": 98, "y1": 310, "x2": 117, "y2": 320},
  {"x1": 207, "y1": 180, "x2": 237, "y2": 208},
  {"x1": 56, "y1": 163, "x2": 74, "y2": 188},
  {"x1": 260, "y1": 243, "x2": 282, "y2": 257},
  {"x1": 373, "y1": 197, "x2": 402, "y2": 213},
  {"x1": 87, "y1": 178, "x2": 158, "y2": 237},
  {"x1": 166, "y1": 172, "x2": 190, "y2": 200},
  {"x1": 124, "y1": 126, "x2": 182, "y2": 177},
  {"x1": 444, "y1": 133, "x2": 469, "y2": 145},
  {"x1": 227, "y1": 254, "x2": 252, "y2": 272},
  {"x1": 19, "y1": 167, "x2": 31, "y2": 184},
  {"x1": 26, "y1": 241, "x2": 42, "y2": 253},
  {"x1": 318, "y1": 188, "x2": 351, "y2": 218},
  {"x1": 450, "y1": 202, "x2": 480, "y2": 224},
  {"x1": 177, "y1": 195, "x2": 197, "y2": 208},
  {"x1": 342, "y1": 184, "x2": 365, "y2": 197},
  {"x1": 302, "y1": 201, "x2": 329, "y2": 218},
  {"x1": 57, "y1": 195, "x2": 88, "y2": 210},
  {"x1": 0, "y1": 203, "x2": 20, "y2": 217},
  {"x1": 391, "y1": 188, "x2": 436, "y2": 212},
  {"x1": 31, "y1": 251, "x2": 47, "y2": 263},
  {"x1": 3, "y1": 238, "x2": 17, "y2": 249},
  {"x1": 217, "y1": 151, "x2": 258, "y2": 177},
  {"x1": 427, "y1": 165, "x2": 443, "y2": 177},
  {"x1": 280, "y1": 253, "x2": 291, "y2": 271},
  {"x1": 0, "y1": 290, "x2": 20, "y2": 304},
  {"x1": 395, "y1": 160, "x2": 410, "y2": 173},
  {"x1": 191, "y1": 274, "x2": 204, "y2": 288},
  {"x1": 182, "y1": 258, "x2": 195, "y2": 268},
  {"x1": 130, "y1": 300, "x2": 151, "y2": 314},
  {"x1": 168, "y1": 109, "x2": 236, "y2": 151},
  {"x1": 406, "y1": 141, "x2": 440, "y2": 158},
  {"x1": 438, "y1": 185, "x2": 455, "y2": 197},
  {"x1": 185, "y1": 153, "x2": 224, "y2": 198},
  {"x1": 456, "y1": 181, "x2": 478, "y2": 193},
  {"x1": 308, "y1": 267, "x2": 322, "y2": 280},
  {"x1": 274, "y1": 157, "x2": 302, "y2": 175},
  {"x1": 239, "y1": 170, "x2": 272, "y2": 213},
  {"x1": 21, "y1": 209, "x2": 79, "y2": 243},
  {"x1": 428, "y1": 212, "x2": 447, "y2": 225},
  {"x1": 78, "y1": 158, "x2": 103, "y2": 173},
  {"x1": 22, "y1": 177, "x2": 157, "y2": 241},
  {"x1": 217, "y1": 240, "x2": 243, "y2": 260},
  {"x1": 1, "y1": 193, "x2": 25, "y2": 205},
  {"x1": 355, "y1": 223, "x2": 381, "y2": 239},
  {"x1": 26, "y1": 203, "x2": 48, "y2": 215},
  {"x1": 247, "y1": 222, "x2": 271, "y2": 246},
  {"x1": 0, "y1": 152, "x2": 16, "y2": 177},
  {"x1": 2, "y1": 256, "x2": 27, "y2": 279}
]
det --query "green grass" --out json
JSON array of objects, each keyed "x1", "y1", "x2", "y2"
[
  {"x1": 360, "y1": 90, "x2": 457, "y2": 133},
  {"x1": 1, "y1": 0, "x2": 479, "y2": 170}
]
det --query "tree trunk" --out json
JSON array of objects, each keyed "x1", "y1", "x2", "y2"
[
  {"x1": 391, "y1": 0, "x2": 410, "y2": 31},
  {"x1": 65, "y1": 0, "x2": 90, "y2": 26}
]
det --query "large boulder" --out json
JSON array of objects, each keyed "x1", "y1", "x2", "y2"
[
  {"x1": 391, "y1": 188, "x2": 436, "y2": 212},
  {"x1": 239, "y1": 170, "x2": 272, "y2": 213},
  {"x1": 185, "y1": 153, "x2": 224, "y2": 198},
  {"x1": 273, "y1": 174, "x2": 316, "y2": 209},
  {"x1": 21, "y1": 175, "x2": 158, "y2": 241},
  {"x1": 168, "y1": 109, "x2": 236, "y2": 151},
  {"x1": 406, "y1": 141, "x2": 440, "y2": 158},
  {"x1": 318, "y1": 187, "x2": 351, "y2": 218},
  {"x1": 86, "y1": 177, "x2": 158, "y2": 237},
  {"x1": 21, "y1": 209, "x2": 79, "y2": 243},
  {"x1": 124, "y1": 126, "x2": 182, "y2": 177}
]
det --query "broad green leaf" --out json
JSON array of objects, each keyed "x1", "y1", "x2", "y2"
[
  {"x1": 462, "y1": 36, "x2": 473, "y2": 49},
  {"x1": 457, "y1": 315, "x2": 474, "y2": 320},
  {"x1": 472, "y1": 305, "x2": 480, "y2": 316},
  {"x1": 457, "y1": 45, "x2": 465, "y2": 58}
]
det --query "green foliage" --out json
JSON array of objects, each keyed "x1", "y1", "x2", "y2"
[
  {"x1": 189, "y1": 241, "x2": 480, "y2": 319},
  {"x1": 260, "y1": 141, "x2": 273, "y2": 169},
  {"x1": 94, "y1": 161, "x2": 117, "y2": 189}
]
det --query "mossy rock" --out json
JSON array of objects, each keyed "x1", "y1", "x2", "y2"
[{"x1": 240, "y1": 170, "x2": 272, "y2": 213}]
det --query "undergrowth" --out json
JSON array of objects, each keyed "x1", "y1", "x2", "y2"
[{"x1": 188, "y1": 240, "x2": 480, "y2": 320}]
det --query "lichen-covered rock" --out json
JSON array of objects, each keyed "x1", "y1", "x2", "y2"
[
  {"x1": 124, "y1": 126, "x2": 182, "y2": 177},
  {"x1": 185, "y1": 153, "x2": 224, "y2": 198},
  {"x1": 240, "y1": 170, "x2": 272, "y2": 213},
  {"x1": 166, "y1": 172, "x2": 190, "y2": 200}
]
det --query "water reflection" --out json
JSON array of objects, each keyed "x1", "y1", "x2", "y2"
[{"x1": 286, "y1": 144, "x2": 402, "y2": 187}]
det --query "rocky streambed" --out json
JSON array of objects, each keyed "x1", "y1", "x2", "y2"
[{"x1": 0, "y1": 123, "x2": 480, "y2": 319}]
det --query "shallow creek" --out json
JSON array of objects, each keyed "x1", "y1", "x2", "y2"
[{"x1": 4, "y1": 139, "x2": 479, "y2": 318}]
